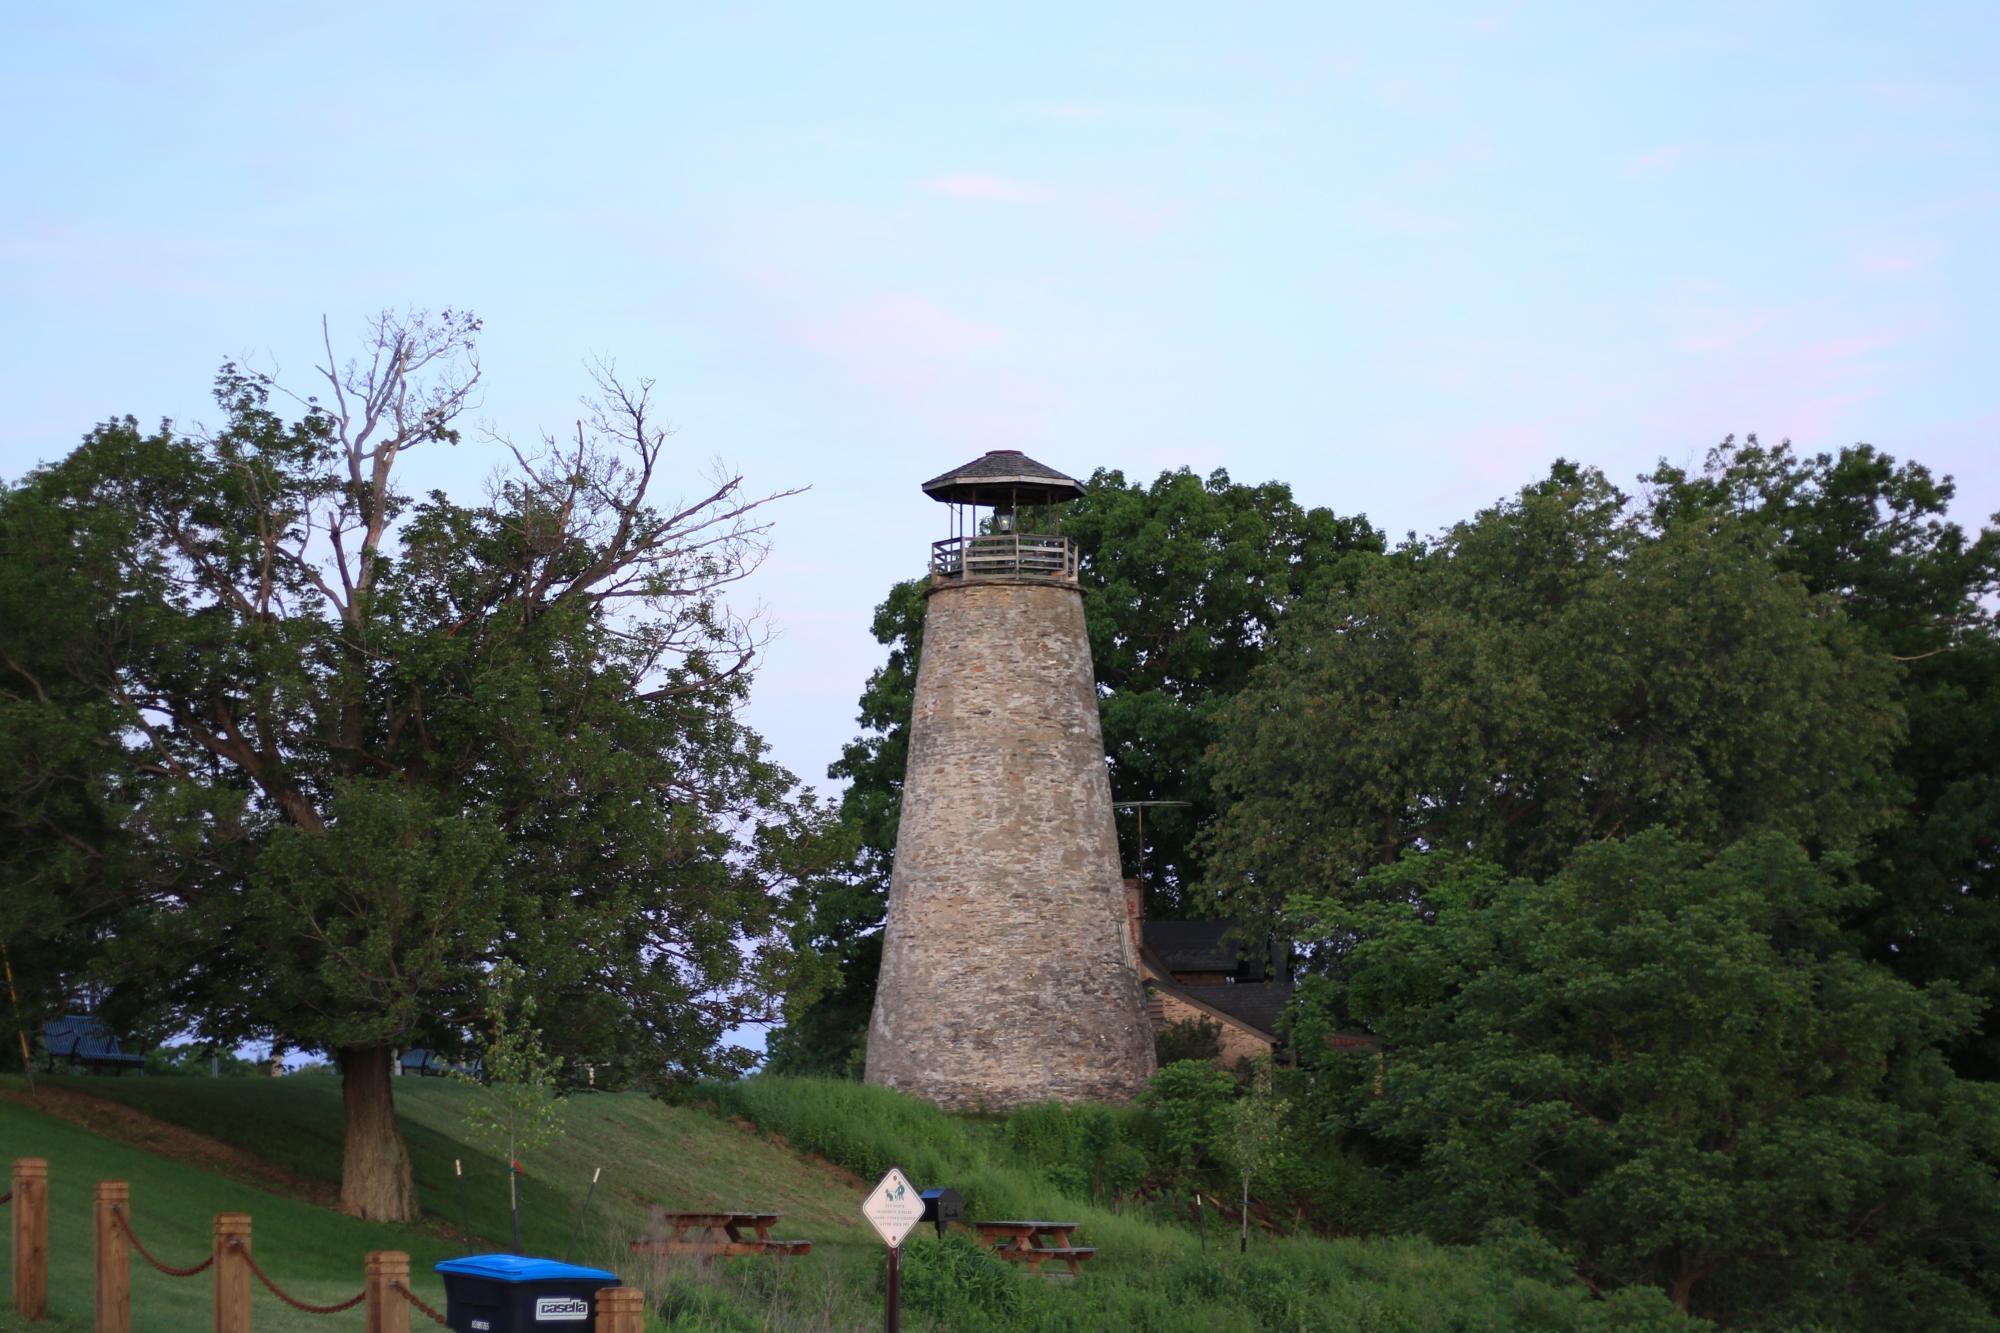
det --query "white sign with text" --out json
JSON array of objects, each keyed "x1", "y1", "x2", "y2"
[{"x1": 861, "y1": 1167, "x2": 926, "y2": 1249}]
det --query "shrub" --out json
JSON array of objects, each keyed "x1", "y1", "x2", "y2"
[
  {"x1": 1155, "y1": 1015, "x2": 1223, "y2": 1065},
  {"x1": 900, "y1": 1231, "x2": 1022, "y2": 1323},
  {"x1": 1004, "y1": 1100, "x2": 1151, "y2": 1202},
  {"x1": 1138, "y1": 1059, "x2": 1239, "y2": 1190}
]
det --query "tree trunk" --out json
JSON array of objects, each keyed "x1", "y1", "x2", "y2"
[
  {"x1": 1668, "y1": 1262, "x2": 1707, "y2": 1313},
  {"x1": 338, "y1": 1046, "x2": 419, "y2": 1222}
]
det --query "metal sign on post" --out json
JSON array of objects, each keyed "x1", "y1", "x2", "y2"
[{"x1": 862, "y1": 1167, "x2": 926, "y2": 1332}]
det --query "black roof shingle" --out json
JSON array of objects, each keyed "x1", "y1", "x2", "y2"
[
  {"x1": 1179, "y1": 981, "x2": 1295, "y2": 1039},
  {"x1": 1143, "y1": 919, "x2": 1274, "y2": 981},
  {"x1": 921, "y1": 450, "x2": 1086, "y2": 506}
]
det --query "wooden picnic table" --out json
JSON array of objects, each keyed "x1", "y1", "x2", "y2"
[
  {"x1": 629, "y1": 1208, "x2": 812, "y2": 1260},
  {"x1": 972, "y1": 1219, "x2": 1095, "y2": 1276}
]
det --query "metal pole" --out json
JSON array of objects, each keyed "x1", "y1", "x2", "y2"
[
  {"x1": 1113, "y1": 800, "x2": 1191, "y2": 900},
  {"x1": 1136, "y1": 803, "x2": 1145, "y2": 892},
  {"x1": 885, "y1": 1244, "x2": 901, "y2": 1333},
  {"x1": 564, "y1": 1168, "x2": 600, "y2": 1262},
  {"x1": 508, "y1": 1155, "x2": 521, "y2": 1254},
  {"x1": 2, "y1": 946, "x2": 34, "y2": 1089}
]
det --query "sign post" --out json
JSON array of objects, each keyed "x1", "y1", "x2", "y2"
[{"x1": 861, "y1": 1167, "x2": 925, "y2": 1333}]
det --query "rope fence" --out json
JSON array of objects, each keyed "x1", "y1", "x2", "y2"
[
  {"x1": 113, "y1": 1204, "x2": 214, "y2": 1277},
  {"x1": 14, "y1": 1156, "x2": 652, "y2": 1331},
  {"x1": 390, "y1": 1277, "x2": 451, "y2": 1325},
  {"x1": 231, "y1": 1236, "x2": 368, "y2": 1315}
]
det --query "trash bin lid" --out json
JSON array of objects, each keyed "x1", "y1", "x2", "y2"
[{"x1": 434, "y1": 1254, "x2": 618, "y2": 1283}]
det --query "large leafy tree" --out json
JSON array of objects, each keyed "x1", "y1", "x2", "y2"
[
  {"x1": 764, "y1": 467, "x2": 1381, "y2": 1075},
  {"x1": 1289, "y1": 833, "x2": 2000, "y2": 1327},
  {"x1": 1203, "y1": 461, "x2": 1906, "y2": 914},
  {"x1": 0, "y1": 313, "x2": 835, "y2": 1219},
  {"x1": 1644, "y1": 437, "x2": 2000, "y2": 1075},
  {"x1": 0, "y1": 482, "x2": 142, "y2": 1069}
]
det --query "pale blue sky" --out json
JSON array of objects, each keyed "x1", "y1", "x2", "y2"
[{"x1": 4, "y1": 2, "x2": 1996, "y2": 797}]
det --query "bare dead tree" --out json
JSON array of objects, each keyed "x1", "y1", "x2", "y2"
[{"x1": 489, "y1": 360, "x2": 806, "y2": 698}]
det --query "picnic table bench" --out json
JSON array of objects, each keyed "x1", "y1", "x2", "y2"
[
  {"x1": 972, "y1": 1220, "x2": 1096, "y2": 1276},
  {"x1": 628, "y1": 1208, "x2": 812, "y2": 1260}
]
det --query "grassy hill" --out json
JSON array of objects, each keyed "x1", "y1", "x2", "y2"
[
  {"x1": 0, "y1": 1090, "x2": 464, "y2": 1332},
  {"x1": 0, "y1": 1071, "x2": 1693, "y2": 1331},
  {"x1": 1, "y1": 1070, "x2": 882, "y2": 1331}
]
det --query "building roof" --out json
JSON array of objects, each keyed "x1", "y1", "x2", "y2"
[
  {"x1": 1143, "y1": 919, "x2": 1273, "y2": 981},
  {"x1": 1181, "y1": 981, "x2": 1295, "y2": 1038},
  {"x1": 921, "y1": 450, "x2": 1087, "y2": 507},
  {"x1": 1139, "y1": 944, "x2": 1295, "y2": 1044}
]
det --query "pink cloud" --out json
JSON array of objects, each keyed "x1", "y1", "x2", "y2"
[
  {"x1": 783, "y1": 294, "x2": 1004, "y2": 403},
  {"x1": 921, "y1": 174, "x2": 1056, "y2": 205},
  {"x1": 918, "y1": 173, "x2": 1181, "y2": 235},
  {"x1": 1622, "y1": 142, "x2": 1768, "y2": 180},
  {"x1": 815, "y1": 294, "x2": 1000, "y2": 356},
  {"x1": 1354, "y1": 200, "x2": 1462, "y2": 236},
  {"x1": 1430, "y1": 3, "x2": 1521, "y2": 39},
  {"x1": 1029, "y1": 102, "x2": 1112, "y2": 123},
  {"x1": 1853, "y1": 243, "x2": 1937, "y2": 275},
  {"x1": 1795, "y1": 332, "x2": 1899, "y2": 363}
]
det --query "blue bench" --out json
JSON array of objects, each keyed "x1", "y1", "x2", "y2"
[
  {"x1": 400, "y1": 1048, "x2": 482, "y2": 1078},
  {"x1": 43, "y1": 1015, "x2": 144, "y2": 1075}
]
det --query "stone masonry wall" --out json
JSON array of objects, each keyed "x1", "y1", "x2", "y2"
[
  {"x1": 1153, "y1": 988, "x2": 1275, "y2": 1068},
  {"x1": 864, "y1": 578, "x2": 1157, "y2": 1109}
]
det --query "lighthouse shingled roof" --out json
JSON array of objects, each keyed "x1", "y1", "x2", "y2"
[{"x1": 920, "y1": 449, "x2": 1087, "y2": 505}]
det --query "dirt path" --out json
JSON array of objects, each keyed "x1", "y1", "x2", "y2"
[{"x1": 0, "y1": 1083, "x2": 343, "y2": 1211}]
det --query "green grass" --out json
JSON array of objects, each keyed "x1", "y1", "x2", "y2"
[
  {"x1": 0, "y1": 1072, "x2": 887, "y2": 1331},
  {"x1": 0, "y1": 1093, "x2": 462, "y2": 1332},
  {"x1": 3, "y1": 1071, "x2": 1702, "y2": 1330},
  {"x1": 689, "y1": 1077, "x2": 1701, "y2": 1332},
  {"x1": 40, "y1": 1069, "x2": 875, "y2": 1256}
]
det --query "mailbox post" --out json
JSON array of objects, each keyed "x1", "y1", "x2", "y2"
[{"x1": 918, "y1": 1187, "x2": 963, "y2": 1240}]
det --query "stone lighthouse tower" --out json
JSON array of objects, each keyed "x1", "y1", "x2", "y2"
[{"x1": 864, "y1": 450, "x2": 1155, "y2": 1110}]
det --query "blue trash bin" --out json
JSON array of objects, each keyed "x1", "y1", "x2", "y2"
[{"x1": 434, "y1": 1254, "x2": 619, "y2": 1331}]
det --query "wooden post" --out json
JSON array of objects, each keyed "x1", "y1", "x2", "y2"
[
  {"x1": 95, "y1": 1180, "x2": 130, "y2": 1333},
  {"x1": 11, "y1": 1157, "x2": 47, "y2": 1319},
  {"x1": 595, "y1": 1286, "x2": 645, "y2": 1333},
  {"x1": 213, "y1": 1213, "x2": 251, "y2": 1333},
  {"x1": 364, "y1": 1252, "x2": 409, "y2": 1333}
]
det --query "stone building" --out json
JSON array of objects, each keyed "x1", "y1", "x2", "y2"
[
  {"x1": 1137, "y1": 912, "x2": 1295, "y2": 1068},
  {"x1": 864, "y1": 451, "x2": 1156, "y2": 1110},
  {"x1": 1125, "y1": 886, "x2": 1380, "y2": 1068}
]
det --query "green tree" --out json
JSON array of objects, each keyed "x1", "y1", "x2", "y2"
[
  {"x1": 1223, "y1": 1057, "x2": 1289, "y2": 1252},
  {"x1": 1204, "y1": 462, "x2": 1905, "y2": 912},
  {"x1": 1069, "y1": 468, "x2": 1383, "y2": 898},
  {"x1": 0, "y1": 479, "x2": 146, "y2": 1065},
  {"x1": 1138, "y1": 1057, "x2": 1239, "y2": 1192},
  {"x1": 766, "y1": 468, "x2": 1380, "y2": 1073},
  {"x1": 761, "y1": 581, "x2": 921, "y2": 1078},
  {"x1": 2, "y1": 313, "x2": 836, "y2": 1219},
  {"x1": 1644, "y1": 437, "x2": 2000, "y2": 1075},
  {"x1": 455, "y1": 960, "x2": 567, "y2": 1253},
  {"x1": 1291, "y1": 832, "x2": 2000, "y2": 1326}
]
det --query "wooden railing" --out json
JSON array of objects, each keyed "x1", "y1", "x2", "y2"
[
  {"x1": 9, "y1": 1156, "x2": 647, "y2": 1332},
  {"x1": 931, "y1": 533, "x2": 1078, "y2": 584}
]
